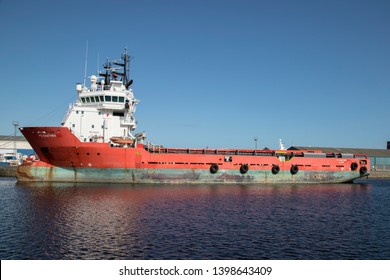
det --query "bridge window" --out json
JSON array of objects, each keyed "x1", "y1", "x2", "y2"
[
  {"x1": 105, "y1": 96, "x2": 111, "y2": 102},
  {"x1": 119, "y1": 96, "x2": 125, "y2": 102},
  {"x1": 99, "y1": 96, "x2": 104, "y2": 102},
  {"x1": 81, "y1": 97, "x2": 86, "y2": 103},
  {"x1": 94, "y1": 96, "x2": 99, "y2": 102},
  {"x1": 112, "y1": 96, "x2": 118, "y2": 102}
]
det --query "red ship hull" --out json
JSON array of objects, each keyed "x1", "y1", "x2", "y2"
[{"x1": 17, "y1": 127, "x2": 370, "y2": 184}]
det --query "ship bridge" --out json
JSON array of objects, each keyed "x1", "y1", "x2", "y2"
[
  {"x1": 61, "y1": 49, "x2": 139, "y2": 143},
  {"x1": 76, "y1": 77, "x2": 136, "y2": 111}
]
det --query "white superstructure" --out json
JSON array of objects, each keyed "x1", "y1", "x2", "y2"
[{"x1": 61, "y1": 49, "x2": 142, "y2": 143}]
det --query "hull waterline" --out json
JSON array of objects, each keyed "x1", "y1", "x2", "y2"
[{"x1": 17, "y1": 161, "x2": 368, "y2": 184}]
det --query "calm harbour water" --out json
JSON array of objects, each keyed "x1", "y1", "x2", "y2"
[{"x1": 0, "y1": 177, "x2": 389, "y2": 260}]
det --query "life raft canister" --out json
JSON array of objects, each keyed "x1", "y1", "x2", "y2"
[
  {"x1": 290, "y1": 165, "x2": 299, "y2": 175},
  {"x1": 272, "y1": 165, "x2": 280, "y2": 175},
  {"x1": 210, "y1": 163, "x2": 219, "y2": 174},
  {"x1": 240, "y1": 164, "x2": 249, "y2": 174},
  {"x1": 351, "y1": 162, "x2": 359, "y2": 171}
]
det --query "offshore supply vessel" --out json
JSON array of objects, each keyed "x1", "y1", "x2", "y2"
[{"x1": 17, "y1": 50, "x2": 369, "y2": 184}]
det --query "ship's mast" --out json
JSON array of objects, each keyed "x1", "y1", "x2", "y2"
[
  {"x1": 99, "y1": 58, "x2": 111, "y2": 89},
  {"x1": 122, "y1": 48, "x2": 130, "y2": 85},
  {"x1": 99, "y1": 49, "x2": 133, "y2": 89},
  {"x1": 112, "y1": 48, "x2": 133, "y2": 88}
]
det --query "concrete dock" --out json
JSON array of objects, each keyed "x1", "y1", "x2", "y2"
[
  {"x1": 368, "y1": 171, "x2": 390, "y2": 179},
  {"x1": 0, "y1": 166, "x2": 18, "y2": 177}
]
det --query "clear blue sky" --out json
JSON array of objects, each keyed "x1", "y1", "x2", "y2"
[{"x1": 0, "y1": 0, "x2": 389, "y2": 149}]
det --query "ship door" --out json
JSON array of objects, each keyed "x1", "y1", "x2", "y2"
[{"x1": 135, "y1": 151, "x2": 142, "y2": 168}]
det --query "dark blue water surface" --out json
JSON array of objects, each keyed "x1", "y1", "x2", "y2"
[{"x1": 1, "y1": 177, "x2": 389, "y2": 260}]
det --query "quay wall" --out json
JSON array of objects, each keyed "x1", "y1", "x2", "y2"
[
  {"x1": 0, "y1": 166, "x2": 17, "y2": 177},
  {"x1": 368, "y1": 171, "x2": 390, "y2": 179}
]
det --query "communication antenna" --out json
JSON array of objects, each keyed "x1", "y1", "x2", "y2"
[
  {"x1": 83, "y1": 40, "x2": 89, "y2": 88},
  {"x1": 97, "y1": 51, "x2": 100, "y2": 74}
]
